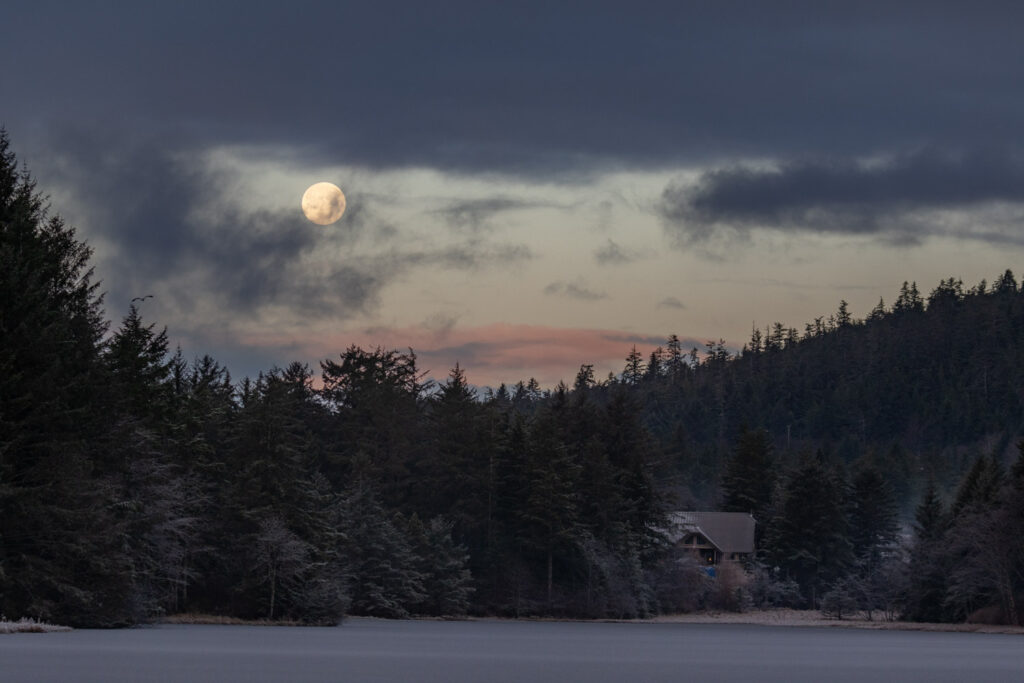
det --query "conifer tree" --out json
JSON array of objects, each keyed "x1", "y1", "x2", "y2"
[
  {"x1": 101, "y1": 305, "x2": 198, "y2": 619},
  {"x1": 664, "y1": 334, "x2": 687, "y2": 382},
  {"x1": 953, "y1": 455, "x2": 1004, "y2": 513},
  {"x1": 320, "y1": 346, "x2": 425, "y2": 505},
  {"x1": 721, "y1": 428, "x2": 775, "y2": 523},
  {"x1": 993, "y1": 269, "x2": 1017, "y2": 294},
  {"x1": 339, "y1": 482, "x2": 425, "y2": 617},
  {"x1": 105, "y1": 305, "x2": 173, "y2": 422},
  {"x1": 848, "y1": 466, "x2": 899, "y2": 571},
  {"x1": 765, "y1": 455, "x2": 853, "y2": 606},
  {"x1": 419, "y1": 364, "x2": 490, "y2": 538},
  {"x1": 573, "y1": 364, "x2": 596, "y2": 392},
  {"x1": 0, "y1": 130, "x2": 133, "y2": 626},
  {"x1": 519, "y1": 387, "x2": 581, "y2": 611},
  {"x1": 622, "y1": 346, "x2": 645, "y2": 385},
  {"x1": 405, "y1": 515, "x2": 474, "y2": 616},
  {"x1": 904, "y1": 481, "x2": 950, "y2": 622},
  {"x1": 599, "y1": 387, "x2": 665, "y2": 555}
]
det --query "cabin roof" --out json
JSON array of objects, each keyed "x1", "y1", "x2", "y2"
[{"x1": 669, "y1": 511, "x2": 755, "y2": 555}]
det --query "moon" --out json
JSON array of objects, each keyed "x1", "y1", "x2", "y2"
[{"x1": 301, "y1": 182, "x2": 346, "y2": 225}]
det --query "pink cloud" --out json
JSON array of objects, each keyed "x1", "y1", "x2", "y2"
[{"x1": 237, "y1": 323, "x2": 713, "y2": 388}]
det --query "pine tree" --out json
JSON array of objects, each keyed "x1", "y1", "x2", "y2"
[
  {"x1": 942, "y1": 448, "x2": 1022, "y2": 623},
  {"x1": 599, "y1": 387, "x2": 665, "y2": 555},
  {"x1": 519, "y1": 387, "x2": 581, "y2": 611},
  {"x1": 993, "y1": 269, "x2": 1017, "y2": 295},
  {"x1": 866, "y1": 298, "x2": 886, "y2": 322},
  {"x1": 953, "y1": 455, "x2": 1004, "y2": 513},
  {"x1": 405, "y1": 515, "x2": 474, "y2": 616},
  {"x1": 164, "y1": 354, "x2": 236, "y2": 615},
  {"x1": 721, "y1": 428, "x2": 775, "y2": 522},
  {"x1": 339, "y1": 483, "x2": 425, "y2": 617},
  {"x1": 904, "y1": 481, "x2": 950, "y2": 622},
  {"x1": 765, "y1": 455, "x2": 853, "y2": 606},
  {"x1": 105, "y1": 305, "x2": 173, "y2": 423},
  {"x1": 848, "y1": 466, "x2": 899, "y2": 572},
  {"x1": 836, "y1": 300, "x2": 852, "y2": 327},
  {"x1": 320, "y1": 346, "x2": 425, "y2": 506},
  {"x1": 220, "y1": 365, "x2": 345, "y2": 622},
  {"x1": 99, "y1": 305, "x2": 210, "y2": 620},
  {"x1": 573, "y1": 364, "x2": 595, "y2": 392},
  {"x1": 0, "y1": 130, "x2": 136, "y2": 626},
  {"x1": 645, "y1": 347, "x2": 665, "y2": 381},
  {"x1": 622, "y1": 346, "x2": 645, "y2": 385},
  {"x1": 665, "y1": 334, "x2": 686, "y2": 381}
]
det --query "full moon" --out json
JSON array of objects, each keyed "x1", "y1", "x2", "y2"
[{"x1": 301, "y1": 182, "x2": 346, "y2": 225}]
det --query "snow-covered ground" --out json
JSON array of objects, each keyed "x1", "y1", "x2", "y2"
[{"x1": 0, "y1": 618, "x2": 71, "y2": 634}]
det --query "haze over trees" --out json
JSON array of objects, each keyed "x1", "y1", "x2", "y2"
[{"x1": 3, "y1": 130, "x2": 1024, "y2": 626}]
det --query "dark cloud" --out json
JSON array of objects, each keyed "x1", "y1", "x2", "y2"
[
  {"x1": 660, "y1": 149, "x2": 1024, "y2": 246},
  {"x1": 377, "y1": 241, "x2": 533, "y2": 272},
  {"x1": 593, "y1": 239, "x2": 642, "y2": 266},
  {"x1": 37, "y1": 132, "x2": 533, "y2": 357},
  {"x1": 543, "y1": 281, "x2": 607, "y2": 301},
  {"x1": 433, "y1": 197, "x2": 542, "y2": 233},
  {"x1": 337, "y1": 195, "x2": 372, "y2": 234},
  {"x1": 38, "y1": 130, "x2": 373, "y2": 320},
  {"x1": 6, "y1": 4, "x2": 1024, "y2": 175},
  {"x1": 658, "y1": 297, "x2": 686, "y2": 310}
]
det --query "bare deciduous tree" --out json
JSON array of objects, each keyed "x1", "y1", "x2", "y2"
[{"x1": 254, "y1": 517, "x2": 310, "y2": 620}]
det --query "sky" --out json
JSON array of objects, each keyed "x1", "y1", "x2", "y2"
[{"x1": 4, "y1": 1, "x2": 1024, "y2": 388}]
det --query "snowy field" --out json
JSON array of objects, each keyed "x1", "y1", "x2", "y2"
[{"x1": 2, "y1": 619, "x2": 1022, "y2": 683}]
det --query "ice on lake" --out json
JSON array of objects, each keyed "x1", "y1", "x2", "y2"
[{"x1": 2, "y1": 618, "x2": 1022, "y2": 682}]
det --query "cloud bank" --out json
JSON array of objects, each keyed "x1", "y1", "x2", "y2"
[
  {"x1": 660, "y1": 150, "x2": 1024, "y2": 248},
  {"x1": 7, "y1": 4, "x2": 1024, "y2": 176},
  {"x1": 39, "y1": 134, "x2": 534, "y2": 345}
]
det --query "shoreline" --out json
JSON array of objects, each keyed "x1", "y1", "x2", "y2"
[
  {"x1": 11, "y1": 609, "x2": 1021, "y2": 635},
  {"x1": 166, "y1": 610, "x2": 1024, "y2": 635},
  {"x1": 638, "y1": 609, "x2": 1024, "y2": 634},
  {"x1": 451, "y1": 609, "x2": 1024, "y2": 635},
  {"x1": 0, "y1": 618, "x2": 72, "y2": 634}
]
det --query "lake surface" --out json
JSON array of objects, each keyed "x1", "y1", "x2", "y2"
[{"x1": 2, "y1": 619, "x2": 1022, "y2": 682}]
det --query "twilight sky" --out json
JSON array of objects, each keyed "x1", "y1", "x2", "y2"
[{"x1": 4, "y1": 1, "x2": 1024, "y2": 387}]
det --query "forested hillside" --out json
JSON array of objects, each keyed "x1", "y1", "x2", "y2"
[
  {"x1": 629, "y1": 271, "x2": 1024, "y2": 507},
  {"x1": 3, "y1": 130, "x2": 1023, "y2": 627}
]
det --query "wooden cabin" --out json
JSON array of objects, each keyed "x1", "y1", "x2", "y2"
[{"x1": 668, "y1": 511, "x2": 756, "y2": 565}]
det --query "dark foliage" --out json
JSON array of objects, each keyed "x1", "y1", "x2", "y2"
[
  {"x1": 5, "y1": 129, "x2": 1024, "y2": 625},
  {"x1": 763, "y1": 454, "x2": 853, "y2": 606}
]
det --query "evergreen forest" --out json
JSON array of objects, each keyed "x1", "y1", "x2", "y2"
[{"x1": 3, "y1": 130, "x2": 1023, "y2": 627}]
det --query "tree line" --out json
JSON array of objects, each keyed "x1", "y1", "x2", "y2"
[
  {"x1": 3, "y1": 129, "x2": 1023, "y2": 626},
  {"x1": 716, "y1": 428, "x2": 1024, "y2": 625},
  {"x1": 1, "y1": 131, "x2": 675, "y2": 625}
]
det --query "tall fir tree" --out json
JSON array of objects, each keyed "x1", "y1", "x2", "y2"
[
  {"x1": 0, "y1": 130, "x2": 134, "y2": 625},
  {"x1": 764, "y1": 454, "x2": 853, "y2": 607},
  {"x1": 721, "y1": 428, "x2": 775, "y2": 526},
  {"x1": 904, "y1": 480, "x2": 950, "y2": 622},
  {"x1": 848, "y1": 466, "x2": 899, "y2": 572}
]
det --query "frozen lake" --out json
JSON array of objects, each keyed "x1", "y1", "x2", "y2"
[{"x1": 2, "y1": 619, "x2": 1022, "y2": 682}]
